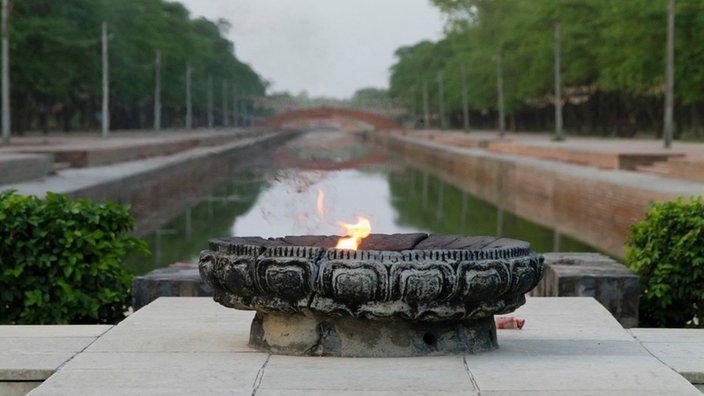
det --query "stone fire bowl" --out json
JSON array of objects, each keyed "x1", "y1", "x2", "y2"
[{"x1": 199, "y1": 233, "x2": 544, "y2": 357}]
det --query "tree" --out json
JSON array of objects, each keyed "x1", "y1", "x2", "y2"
[
  {"x1": 395, "y1": 0, "x2": 704, "y2": 136},
  {"x1": 6, "y1": 0, "x2": 268, "y2": 133}
]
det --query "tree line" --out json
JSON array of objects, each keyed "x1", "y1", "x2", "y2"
[
  {"x1": 389, "y1": 0, "x2": 704, "y2": 138},
  {"x1": 6, "y1": 0, "x2": 266, "y2": 134}
]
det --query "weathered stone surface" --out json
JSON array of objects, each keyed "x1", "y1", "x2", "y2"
[
  {"x1": 530, "y1": 252, "x2": 640, "y2": 327},
  {"x1": 0, "y1": 153, "x2": 53, "y2": 185},
  {"x1": 132, "y1": 263, "x2": 212, "y2": 310},
  {"x1": 250, "y1": 311, "x2": 498, "y2": 357},
  {"x1": 199, "y1": 234, "x2": 544, "y2": 356}
]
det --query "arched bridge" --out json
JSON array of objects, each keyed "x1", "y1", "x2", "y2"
[{"x1": 257, "y1": 107, "x2": 402, "y2": 131}]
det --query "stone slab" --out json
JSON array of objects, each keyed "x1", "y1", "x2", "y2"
[
  {"x1": 131, "y1": 263, "x2": 212, "y2": 310},
  {"x1": 0, "y1": 325, "x2": 110, "y2": 338},
  {"x1": 0, "y1": 382, "x2": 42, "y2": 396},
  {"x1": 30, "y1": 352, "x2": 268, "y2": 396},
  {"x1": 258, "y1": 355, "x2": 474, "y2": 393},
  {"x1": 26, "y1": 297, "x2": 701, "y2": 395},
  {"x1": 0, "y1": 325, "x2": 110, "y2": 381},
  {"x1": 530, "y1": 252, "x2": 640, "y2": 328},
  {"x1": 631, "y1": 328, "x2": 704, "y2": 385},
  {"x1": 0, "y1": 153, "x2": 52, "y2": 185},
  {"x1": 87, "y1": 297, "x2": 253, "y2": 354}
]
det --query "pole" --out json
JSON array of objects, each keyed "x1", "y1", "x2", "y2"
[
  {"x1": 554, "y1": 21, "x2": 564, "y2": 141},
  {"x1": 422, "y1": 78, "x2": 430, "y2": 129},
  {"x1": 410, "y1": 86, "x2": 417, "y2": 128},
  {"x1": 1, "y1": 0, "x2": 10, "y2": 145},
  {"x1": 240, "y1": 89, "x2": 246, "y2": 127},
  {"x1": 101, "y1": 21, "x2": 109, "y2": 137},
  {"x1": 461, "y1": 62, "x2": 470, "y2": 133},
  {"x1": 185, "y1": 63, "x2": 192, "y2": 129},
  {"x1": 496, "y1": 48, "x2": 506, "y2": 137},
  {"x1": 438, "y1": 72, "x2": 446, "y2": 130},
  {"x1": 222, "y1": 79, "x2": 228, "y2": 127},
  {"x1": 207, "y1": 74, "x2": 213, "y2": 129},
  {"x1": 232, "y1": 89, "x2": 238, "y2": 127},
  {"x1": 663, "y1": 0, "x2": 675, "y2": 149},
  {"x1": 154, "y1": 49, "x2": 161, "y2": 132}
]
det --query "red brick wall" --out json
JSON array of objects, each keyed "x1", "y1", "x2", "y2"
[
  {"x1": 258, "y1": 108, "x2": 402, "y2": 131},
  {"x1": 367, "y1": 132, "x2": 676, "y2": 259}
]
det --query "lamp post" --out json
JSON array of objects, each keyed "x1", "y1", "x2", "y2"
[
  {"x1": 554, "y1": 20, "x2": 564, "y2": 141},
  {"x1": 496, "y1": 48, "x2": 506, "y2": 137},
  {"x1": 461, "y1": 62, "x2": 470, "y2": 133},
  {"x1": 438, "y1": 72, "x2": 446, "y2": 130},
  {"x1": 207, "y1": 74, "x2": 213, "y2": 129},
  {"x1": 101, "y1": 21, "x2": 109, "y2": 137},
  {"x1": 154, "y1": 49, "x2": 161, "y2": 132},
  {"x1": 663, "y1": 0, "x2": 675, "y2": 149},
  {"x1": 1, "y1": 0, "x2": 10, "y2": 145},
  {"x1": 185, "y1": 63, "x2": 192, "y2": 129},
  {"x1": 422, "y1": 78, "x2": 430, "y2": 129},
  {"x1": 222, "y1": 80, "x2": 228, "y2": 127}
]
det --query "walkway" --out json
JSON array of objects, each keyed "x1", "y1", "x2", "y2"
[
  {"x1": 1, "y1": 129, "x2": 703, "y2": 394},
  {"x1": 3, "y1": 128, "x2": 704, "y2": 189},
  {"x1": 2, "y1": 297, "x2": 700, "y2": 395}
]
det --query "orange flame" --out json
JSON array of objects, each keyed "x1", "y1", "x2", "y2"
[
  {"x1": 335, "y1": 216, "x2": 371, "y2": 250},
  {"x1": 316, "y1": 188, "x2": 329, "y2": 222},
  {"x1": 315, "y1": 189, "x2": 371, "y2": 250}
]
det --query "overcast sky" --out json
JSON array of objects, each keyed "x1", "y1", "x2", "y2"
[{"x1": 177, "y1": 0, "x2": 445, "y2": 99}]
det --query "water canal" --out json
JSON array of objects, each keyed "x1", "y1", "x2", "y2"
[{"x1": 124, "y1": 130, "x2": 596, "y2": 275}]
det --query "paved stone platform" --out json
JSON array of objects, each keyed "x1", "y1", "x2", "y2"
[
  {"x1": 0, "y1": 129, "x2": 249, "y2": 168},
  {"x1": 0, "y1": 325, "x2": 110, "y2": 395},
  {"x1": 13, "y1": 297, "x2": 700, "y2": 395},
  {"x1": 0, "y1": 153, "x2": 52, "y2": 185},
  {"x1": 399, "y1": 129, "x2": 704, "y2": 186}
]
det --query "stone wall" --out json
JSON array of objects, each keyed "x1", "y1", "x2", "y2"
[
  {"x1": 0, "y1": 153, "x2": 53, "y2": 184},
  {"x1": 132, "y1": 263, "x2": 211, "y2": 310},
  {"x1": 364, "y1": 132, "x2": 675, "y2": 259},
  {"x1": 531, "y1": 253, "x2": 640, "y2": 328},
  {"x1": 60, "y1": 132, "x2": 295, "y2": 236}
]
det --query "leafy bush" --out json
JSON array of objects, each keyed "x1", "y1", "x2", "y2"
[
  {"x1": 625, "y1": 197, "x2": 704, "y2": 328},
  {"x1": 0, "y1": 190, "x2": 149, "y2": 324}
]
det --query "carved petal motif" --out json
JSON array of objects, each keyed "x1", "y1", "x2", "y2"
[{"x1": 198, "y1": 235, "x2": 544, "y2": 322}]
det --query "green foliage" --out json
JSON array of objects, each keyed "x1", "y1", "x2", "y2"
[
  {"x1": 394, "y1": 0, "x2": 704, "y2": 132},
  {"x1": 625, "y1": 197, "x2": 704, "y2": 328},
  {"x1": 0, "y1": 190, "x2": 149, "y2": 324},
  {"x1": 9, "y1": 0, "x2": 267, "y2": 131},
  {"x1": 351, "y1": 87, "x2": 389, "y2": 107}
]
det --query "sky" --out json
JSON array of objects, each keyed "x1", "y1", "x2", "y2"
[{"x1": 177, "y1": 0, "x2": 446, "y2": 99}]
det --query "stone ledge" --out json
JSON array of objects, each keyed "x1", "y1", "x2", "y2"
[
  {"x1": 0, "y1": 153, "x2": 53, "y2": 185},
  {"x1": 0, "y1": 325, "x2": 109, "y2": 396},
  {"x1": 135, "y1": 252, "x2": 640, "y2": 330},
  {"x1": 131, "y1": 263, "x2": 211, "y2": 310},
  {"x1": 530, "y1": 252, "x2": 640, "y2": 328},
  {"x1": 24, "y1": 297, "x2": 702, "y2": 395}
]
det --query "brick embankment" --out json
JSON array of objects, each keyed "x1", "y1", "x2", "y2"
[
  {"x1": 0, "y1": 129, "x2": 296, "y2": 235},
  {"x1": 366, "y1": 130, "x2": 704, "y2": 259},
  {"x1": 0, "y1": 153, "x2": 53, "y2": 185}
]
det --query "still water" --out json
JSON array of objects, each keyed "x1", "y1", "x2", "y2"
[{"x1": 124, "y1": 130, "x2": 596, "y2": 275}]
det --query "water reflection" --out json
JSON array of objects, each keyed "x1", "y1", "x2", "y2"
[
  {"x1": 388, "y1": 168, "x2": 593, "y2": 254},
  {"x1": 230, "y1": 168, "x2": 418, "y2": 238},
  {"x1": 124, "y1": 130, "x2": 597, "y2": 275},
  {"x1": 123, "y1": 169, "x2": 268, "y2": 275}
]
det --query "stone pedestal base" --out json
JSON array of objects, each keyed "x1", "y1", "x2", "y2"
[{"x1": 249, "y1": 312, "x2": 498, "y2": 357}]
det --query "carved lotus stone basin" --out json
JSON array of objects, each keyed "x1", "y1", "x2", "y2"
[{"x1": 199, "y1": 233, "x2": 544, "y2": 357}]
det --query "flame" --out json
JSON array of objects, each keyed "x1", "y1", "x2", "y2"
[
  {"x1": 315, "y1": 189, "x2": 371, "y2": 250},
  {"x1": 335, "y1": 216, "x2": 371, "y2": 250},
  {"x1": 316, "y1": 188, "x2": 329, "y2": 222}
]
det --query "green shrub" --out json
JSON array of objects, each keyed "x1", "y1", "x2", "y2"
[
  {"x1": 0, "y1": 190, "x2": 149, "y2": 324},
  {"x1": 625, "y1": 196, "x2": 704, "y2": 328}
]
